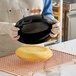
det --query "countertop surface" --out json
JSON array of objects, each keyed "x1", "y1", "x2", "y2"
[{"x1": 0, "y1": 39, "x2": 76, "y2": 76}]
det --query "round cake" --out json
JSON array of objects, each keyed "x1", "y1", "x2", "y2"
[{"x1": 16, "y1": 46, "x2": 53, "y2": 62}]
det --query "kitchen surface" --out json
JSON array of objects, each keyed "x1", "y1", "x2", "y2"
[
  {"x1": 0, "y1": 0, "x2": 76, "y2": 76},
  {"x1": 0, "y1": 39, "x2": 76, "y2": 76}
]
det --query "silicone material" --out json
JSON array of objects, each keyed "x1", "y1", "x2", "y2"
[
  {"x1": 15, "y1": 15, "x2": 55, "y2": 44},
  {"x1": 16, "y1": 45, "x2": 53, "y2": 62}
]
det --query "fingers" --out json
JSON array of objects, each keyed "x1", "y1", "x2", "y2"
[
  {"x1": 12, "y1": 27, "x2": 19, "y2": 37},
  {"x1": 11, "y1": 27, "x2": 20, "y2": 40},
  {"x1": 52, "y1": 22, "x2": 60, "y2": 28},
  {"x1": 50, "y1": 33, "x2": 57, "y2": 37},
  {"x1": 12, "y1": 35, "x2": 20, "y2": 40},
  {"x1": 51, "y1": 22, "x2": 60, "y2": 35},
  {"x1": 51, "y1": 27, "x2": 60, "y2": 34},
  {"x1": 11, "y1": 27, "x2": 20, "y2": 31},
  {"x1": 12, "y1": 32, "x2": 18, "y2": 37},
  {"x1": 51, "y1": 29, "x2": 60, "y2": 35}
]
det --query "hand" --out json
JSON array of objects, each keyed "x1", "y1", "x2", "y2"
[
  {"x1": 11, "y1": 27, "x2": 20, "y2": 40},
  {"x1": 50, "y1": 19, "x2": 60, "y2": 37}
]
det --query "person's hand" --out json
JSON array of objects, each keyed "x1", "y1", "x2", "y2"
[
  {"x1": 50, "y1": 19, "x2": 60, "y2": 37},
  {"x1": 11, "y1": 27, "x2": 20, "y2": 40}
]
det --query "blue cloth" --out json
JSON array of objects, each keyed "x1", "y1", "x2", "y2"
[{"x1": 42, "y1": 0, "x2": 54, "y2": 19}]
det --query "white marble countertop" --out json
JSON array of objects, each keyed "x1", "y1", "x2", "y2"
[{"x1": 49, "y1": 39, "x2": 76, "y2": 56}]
